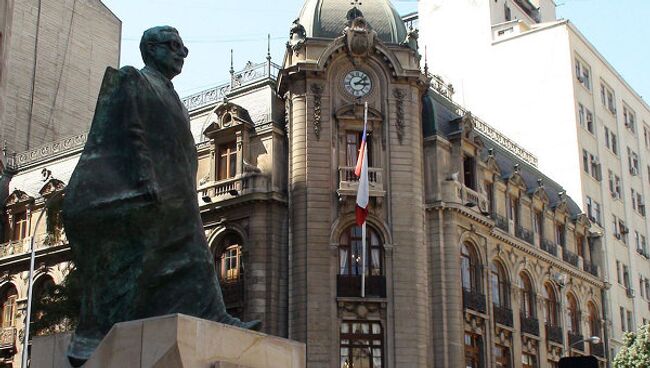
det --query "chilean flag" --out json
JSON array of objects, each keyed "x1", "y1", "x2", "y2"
[{"x1": 355, "y1": 104, "x2": 369, "y2": 226}]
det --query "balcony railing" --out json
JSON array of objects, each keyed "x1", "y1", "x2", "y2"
[
  {"x1": 0, "y1": 327, "x2": 16, "y2": 349},
  {"x1": 460, "y1": 186, "x2": 488, "y2": 214},
  {"x1": 520, "y1": 314, "x2": 539, "y2": 336},
  {"x1": 541, "y1": 239, "x2": 558, "y2": 257},
  {"x1": 493, "y1": 214, "x2": 509, "y2": 233},
  {"x1": 463, "y1": 289, "x2": 487, "y2": 314},
  {"x1": 337, "y1": 275, "x2": 386, "y2": 298},
  {"x1": 199, "y1": 176, "x2": 244, "y2": 199},
  {"x1": 515, "y1": 225, "x2": 533, "y2": 244},
  {"x1": 221, "y1": 279, "x2": 244, "y2": 307},
  {"x1": 0, "y1": 233, "x2": 68, "y2": 259},
  {"x1": 338, "y1": 166, "x2": 384, "y2": 195},
  {"x1": 563, "y1": 249, "x2": 579, "y2": 268},
  {"x1": 493, "y1": 304, "x2": 513, "y2": 327},
  {"x1": 569, "y1": 333, "x2": 585, "y2": 351},
  {"x1": 546, "y1": 324, "x2": 563, "y2": 344},
  {"x1": 583, "y1": 259, "x2": 599, "y2": 277},
  {"x1": 591, "y1": 342, "x2": 605, "y2": 358}
]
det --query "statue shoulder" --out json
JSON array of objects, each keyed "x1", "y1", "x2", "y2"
[{"x1": 98, "y1": 66, "x2": 146, "y2": 97}]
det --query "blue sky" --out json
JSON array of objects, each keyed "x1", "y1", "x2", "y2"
[{"x1": 102, "y1": 0, "x2": 650, "y2": 102}]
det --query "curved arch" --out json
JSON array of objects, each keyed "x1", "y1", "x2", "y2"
[
  {"x1": 566, "y1": 292, "x2": 581, "y2": 334},
  {"x1": 315, "y1": 39, "x2": 404, "y2": 77},
  {"x1": 489, "y1": 259, "x2": 510, "y2": 308},
  {"x1": 518, "y1": 272, "x2": 536, "y2": 318},
  {"x1": 338, "y1": 225, "x2": 384, "y2": 277},
  {"x1": 0, "y1": 282, "x2": 18, "y2": 328},
  {"x1": 330, "y1": 213, "x2": 392, "y2": 246},
  {"x1": 587, "y1": 301, "x2": 601, "y2": 338},
  {"x1": 206, "y1": 224, "x2": 248, "y2": 256},
  {"x1": 461, "y1": 242, "x2": 482, "y2": 293},
  {"x1": 542, "y1": 281, "x2": 560, "y2": 326}
]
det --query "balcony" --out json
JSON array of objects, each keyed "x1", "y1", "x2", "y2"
[
  {"x1": 460, "y1": 185, "x2": 489, "y2": 214},
  {"x1": 583, "y1": 259, "x2": 599, "y2": 277},
  {"x1": 221, "y1": 279, "x2": 244, "y2": 307},
  {"x1": 199, "y1": 176, "x2": 244, "y2": 200},
  {"x1": 541, "y1": 240, "x2": 558, "y2": 257},
  {"x1": 546, "y1": 324, "x2": 563, "y2": 344},
  {"x1": 0, "y1": 233, "x2": 68, "y2": 259},
  {"x1": 493, "y1": 214, "x2": 509, "y2": 233},
  {"x1": 569, "y1": 333, "x2": 585, "y2": 351},
  {"x1": 338, "y1": 166, "x2": 384, "y2": 197},
  {"x1": 515, "y1": 225, "x2": 533, "y2": 244},
  {"x1": 493, "y1": 304, "x2": 513, "y2": 327},
  {"x1": 520, "y1": 314, "x2": 539, "y2": 336},
  {"x1": 463, "y1": 289, "x2": 487, "y2": 314},
  {"x1": 337, "y1": 275, "x2": 386, "y2": 298},
  {"x1": 0, "y1": 327, "x2": 15, "y2": 350},
  {"x1": 591, "y1": 342, "x2": 605, "y2": 358},
  {"x1": 563, "y1": 249, "x2": 579, "y2": 268}
]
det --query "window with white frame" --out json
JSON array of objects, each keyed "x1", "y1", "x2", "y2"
[
  {"x1": 589, "y1": 153, "x2": 601, "y2": 180},
  {"x1": 575, "y1": 57, "x2": 592, "y2": 90},
  {"x1": 600, "y1": 82, "x2": 616, "y2": 114},
  {"x1": 644, "y1": 123, "x2": 650, "y2": 149},
  {"x1": 623, "y1": 104, "x2": 636, "y2": 133},
  {"x1": 628, "y1": 147, "x2": 640, "y2": 175},
  {"x1": 608, "y1": 170, "x2": 622, "y2": 199}
]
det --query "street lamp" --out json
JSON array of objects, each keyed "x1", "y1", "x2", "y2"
[{"x1": 565, "y1": 335, "x2": 601, "y2": 357}]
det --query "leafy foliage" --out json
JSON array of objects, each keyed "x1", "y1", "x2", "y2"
[
  {"x1": 31, "y1": 268, "x2": 81, "y2": 336},
  {"x1": 614, "y1": 324, "x2": 650, "y2": 368}
]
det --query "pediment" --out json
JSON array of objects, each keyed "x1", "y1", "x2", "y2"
[
  {"x1": 335, "y1": 103, "x2": 383, "y2": 122},
  {"x1": 531, "y1": 186, "x2": 549, "y2": 204},
  {"x1": 6, "y1": 189, "x2": 33, "y2": 207},
  {"x1": 508, "y1": 171, "x2": 527, "y2": 190},
  {"x1": 39, "y1": 178, "x2": 65, "y2": 196},
  {"x1": 203, "y1": 101, "x2": 254, "y2": 139}
]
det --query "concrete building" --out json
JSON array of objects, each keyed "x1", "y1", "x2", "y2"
[
  {"x1": 0, "y1": 0, "x2": 121, "y2": 156},
  {"x1": 0, "y1": 0, "x2": 608, "y2": 367},
  {"x1": 417, "y1": 0, "x2": 650, "y2": 357}
]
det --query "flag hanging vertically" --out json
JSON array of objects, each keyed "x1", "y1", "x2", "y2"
[{"x1": 355, "y1": 102, "x2": 369, "y2": 226}]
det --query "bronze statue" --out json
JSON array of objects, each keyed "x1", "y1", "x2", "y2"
[{"x1": 62, "y1": 26, "x2": 260, "y2": 366}]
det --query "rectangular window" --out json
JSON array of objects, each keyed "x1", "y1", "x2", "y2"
[
  {"x1": 635, "y1": 231, "x2": 641, "y2": 251},
  {"x1": 627, "y1": 311, "x2": 633, "y2": 332},
  {"x1": 593, "y1": 202, "x2": 601, "y2": 225},
  {"x1": 644, "y1": 124, "x2": 650, "y2": 149},
  {"x1": 486, "y1": 182, "x2": 495, "y2": 215},
  {"x1": 575, "y1": 58, "x2": 592, "y2": 90},
  {"x1": 464, "y1": 333, "x2": 482, "y2": 368},
  {"x1": 11, "y1": 211, "x2": 28, "y2": 241},
  {"x1": 586, "y1": 109, "x2": 594, "y2": 133},
  {"x1": 601, "y1": 82, "x2": 616, "y2": 113},
  {"x1": 619, "y1": 219, "x2": 628, "y2": 244},
  {"x1": 589, "y1": 154, "x2": 601, "y2": 180},
  {"x1": 463, "y1": 156, "x2": 476, "y2": 190},
  {"x1": 628, "y1": 147, "x2": 640, "y2": 175},
  {"x1": 620, "y1": 307, "x2": 626, "y2": 332},
  {"x1": 346, "y1": 131, "x2": 373, "y2": 167},
  {"x1": 534, "y1": 210, "x2": 544, "y2": 240},
  {"x1": 604, "y1": 127, "x2": 610, "y2": 148},
  {"x1": 494, "y1": 345, "x2": 511, "y2": 368},
  {"x1": 638, "y1": 193, "x2": 646, "y2": 216},
  {"x1": 521, "y1": 353, "x2": 536, "y2": 368},
  {"x1": 340, "y1": 321, "x2": 383, "y2": 368},
  {"x1": 624, "y1": 265, "x2": 630, "y2": 289},
  {"x1": 217, "y1": 141, "x2": 237, "y2": 180},
  {"x1": 612, "y1": 132, "x2": 619, "y2": 155},
  {"x1": 582, "y1": 149, "x2": 589, "y2": 174},
  {"x1": 632, "y1": 189, "x2": 637, "y2": 210},
  {"x1": 578, "y1": 103, "x2": 585, "y2": 127},
  {"x1": 641, "y1": 276, "x2": 645, "y2": 298},
  {"x1": 624, "y1": 104, "x2": 636, "y2": 133},
  {"x1": 616, "y1": 260, "x2": 622, "y2": 284},
  {"x1": 555, "y1": 223, "x2": 565, "y2": 246}
]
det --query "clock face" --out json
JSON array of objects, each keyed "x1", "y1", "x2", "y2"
[{"x1": 343, "y1": 70, "x2": 372, "y2": 97}]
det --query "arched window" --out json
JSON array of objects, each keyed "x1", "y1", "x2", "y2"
[
  {"x1": 518, "y1": 273, "x2": 535, "y2": 318},
  {"x1": 567, "y1": 293, "x2": 581, "y2": 334},
  {"x1": 339, "y1": 226, "x2": 383, "y2": 276},
  {"x1": 490, "y1": 262, "x2": 509, "y2": 307},
  {"x1": 1, "y1": 285, "x2": 17, "y2": 329},
  {"x1": 588, "y1": 302, "x2": 601, "y2": 338},
  {"x1": 542, "y1": 283, "x2": 559, "y2": 326},
  {"x1": 338, "y1": 226, "x2": 385, "y2": 298},
  {"x1": 461, "y1": 243, "x2": 481, "y2": 292},
  {"x1": 215, "y1": 233, "x2": 244, "y2": 318}
]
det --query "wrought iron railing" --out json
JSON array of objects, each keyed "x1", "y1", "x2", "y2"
[
  {"x1": 493, "y1": 214, "x2": 509, "y2": 233},
  {"x1": 569, "y1": 333, "x2": 585, "y2": 351},
  {"x1": 546, "y1": 324, "x2": 563, "y2": 344},
  {"x1": 463, "y1": 289, "x2": 487, "y2": 314},
  {"x1": 221, "y1": 279, "x2": 244, "y2": 308},
  {"x1": 541, "y1": 239, "x2": 558, "y2": 257},
  {"x1": 336, "y1": 275, "x2": 386, "y2": 298},
  {"x1": 515, "y1": 225, "x2": 533, "y2": 244},
  {"x1": 429, "y1": 74, "x2": 455, "y2": 100},
  {"x1": 563, "y1": 249, "x2": 579, "y2": 268},
  {"x1": 493, "y1": 304, "x2": 513, "y2": 327},
  {"x1": 583, "y1": 259, "x2": 599, "y2": 277},
  {"x1": 0, "y1": 327, "x2": 16, "y2": 349},
  {"x1": 591, "y1": 342, "x2": 605, "y2": 358},
  {"x1": 0, "y1": 233, "x2": 68, "y2": 259},
  {"x1": 520, "y1": 314, "x2": 539, "y2": 336}
]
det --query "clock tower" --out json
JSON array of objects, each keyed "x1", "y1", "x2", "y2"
[{"x1": 279, "y1": 1, "x2": 430, "y2": 366}]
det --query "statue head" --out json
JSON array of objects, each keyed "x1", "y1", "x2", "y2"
[{"x1": 139, "y1": 26, "x2": 188, "y2": 80}]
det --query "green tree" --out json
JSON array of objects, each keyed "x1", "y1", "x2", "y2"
[
  {"x1": 31, "y1": 268, "x2": 81, "y2": 336},
  {"x1": 614, "y1": 324, "x2": 650, "y2": 368}
]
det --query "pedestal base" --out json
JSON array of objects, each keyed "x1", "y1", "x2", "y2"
[{"x1": 31, "y1": 314, "x2": 305, "y2": 368}]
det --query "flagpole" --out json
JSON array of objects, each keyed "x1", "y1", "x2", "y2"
[{"x1": 361, "y1": 102, "x2": 368, "y2": 298}]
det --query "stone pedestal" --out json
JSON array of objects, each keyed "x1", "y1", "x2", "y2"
[{"x1": 31, "y1": 314, "x2": 305, "y2": 368}]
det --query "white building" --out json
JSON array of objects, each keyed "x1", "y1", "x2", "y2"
[{"x1": 418, "y1": 0, "x2": 650, "y2": 357}]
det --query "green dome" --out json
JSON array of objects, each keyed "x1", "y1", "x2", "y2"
[{"x1": 297, "y1": 0, "x2": 408, "y2": 44}]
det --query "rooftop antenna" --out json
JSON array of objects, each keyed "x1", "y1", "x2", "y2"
[
  {"x1": 229, "y1": 49, "x2": 234, "y2": 75},
  {"x1": 267, "y1": 34, "x2": 272, "y2": 62}
]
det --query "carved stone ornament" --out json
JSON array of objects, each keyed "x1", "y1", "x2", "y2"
[
  {"x1": 288, "y1": 18, "x2": 306, "y2": 54},
  {"x1": 344, "y1": 8, "x2": 376, "y2": 59},
  {"x1": 393, "y1": 88, "x2": 405, "y2": 143},
  {"x1": 310, "y1": 84, "x2": 324, "y2": 139}
]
